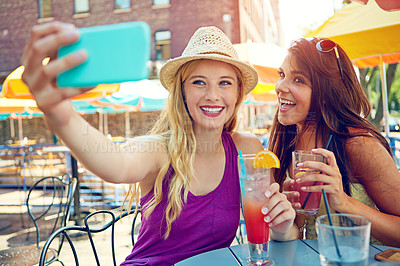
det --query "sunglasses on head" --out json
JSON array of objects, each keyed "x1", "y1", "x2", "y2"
[{"x1": 315, "y1": 39, "x2": 345, "y2": 83}]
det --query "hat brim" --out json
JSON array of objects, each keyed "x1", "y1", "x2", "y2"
[{"x1": 159, "y1": 54, "x2": 258, "y2": 95}]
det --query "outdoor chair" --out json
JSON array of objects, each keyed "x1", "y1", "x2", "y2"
[
  {"x1": 235, "y1": 219, "x2": 246, "y2": 245},
  {"x1": 388, "y1": 136, "x2": 400, "y2": 170},
  {"x1": 0, "y1": 174, "x2": 77, "y2": 265},
  {"x1": 38, "y1": 207, "x2": 141, "y2": 266}
]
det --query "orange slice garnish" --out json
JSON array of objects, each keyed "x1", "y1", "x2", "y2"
[{"x1": 252, "y1": 150, "x2": 280, "y2": 169}]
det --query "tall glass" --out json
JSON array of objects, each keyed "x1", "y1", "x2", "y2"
[
  {"x1": 292, "y1": 150, "x2": 324, "y2": 215},
  {"x1": 238, "y1": 154, "x2": 274, "y2": 265}
]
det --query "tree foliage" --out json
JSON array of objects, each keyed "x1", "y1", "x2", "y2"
[{"x1": 359, "y1": 63, "x2": 399, "y2": 128}]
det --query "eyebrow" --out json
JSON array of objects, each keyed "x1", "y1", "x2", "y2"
[
  {"x1": 189, "y1": 75, "x2": 235, "y2": 80},
  {"x1": 292, "y1": 70, "x2": 306, "y2": 76},
  {"x1": 279, "y1": 68, "x2": 305, "y2": 76}
]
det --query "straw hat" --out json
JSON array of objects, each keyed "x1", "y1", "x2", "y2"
[{"x1": 159, "y1": 26, "x2": 258, "y2": 95}]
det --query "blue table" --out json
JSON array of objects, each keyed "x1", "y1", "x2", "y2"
[{"x1": 176, "y1": 239, "x2": 397, "y2": 265}]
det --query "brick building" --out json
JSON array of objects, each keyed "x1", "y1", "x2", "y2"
[
  {"x1": 0, "y1": 0, "x2": 279, "y2": 83},
  {"x1": 0, "y1": 0, "x2": 281, "y2": 144}
]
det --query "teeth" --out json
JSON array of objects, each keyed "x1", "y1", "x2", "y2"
[
  {"x1": 201, "y1": 107, "x2": 223, "y2": 113},
  {"x1": 280, "y1": 99, "x2": 295, "y2": 104}
]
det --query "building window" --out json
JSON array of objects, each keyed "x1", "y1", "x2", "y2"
[
  {"x1": 38, "y1": 0, "x2": 52, "y2": 18},
  {"x1": 74, "y1": 0, "x2": 89, "y2": 14},
  {"x1": 153, "y1": 0, "x2": 169, "y2": 6},
  {"x1": 155, "y1": 31, "x2": 171, "y2": 60},
  {"x1": 115, "y1": 0, "x2": 130, "y2": 10}
]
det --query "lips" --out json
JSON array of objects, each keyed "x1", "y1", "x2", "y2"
[
  {"x1": 200, "y1": 106, "x2": 224, "y2": 117},
  {"x1": 279, "y1": 99, "x2": 296, "y2": 112}
]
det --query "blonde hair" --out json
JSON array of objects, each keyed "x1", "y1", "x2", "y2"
[{"x1": 123, "y1": 59, "x2": 245, "y2": 239}]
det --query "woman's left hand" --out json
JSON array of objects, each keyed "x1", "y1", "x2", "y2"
[
  {"x1": 263, "y1": 182, "x2": 296, "y2": 234},
  {"x1": 296, "y1": 148, "x2": 350, "y2": 212}
]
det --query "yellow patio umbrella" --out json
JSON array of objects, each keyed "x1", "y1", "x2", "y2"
[
  {"x1": 305, "y1": 0, "x2": 400, "y2": 136},
  {"x1": 0, "y1": 98, "x2": 40, "y2": 114},
  {"x1": 234, "y1": 42, "x2": 285, "y2": 103},
  {"x1": 251, "y1": 64, "x2": 278, "y2": 102},
  {"x1": 305, "y1": 0, "x2": 400, "y2": 68},
  {"x1": 0, "y1": 98, "x2": 43, "y2": 142},
  {"x1": 2, "y1": 59, "x2": 120, "y2": 100}
]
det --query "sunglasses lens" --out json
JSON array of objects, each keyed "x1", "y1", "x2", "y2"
[{"x1": 316, "y1": 39, "x2": 336, "y2": 52}]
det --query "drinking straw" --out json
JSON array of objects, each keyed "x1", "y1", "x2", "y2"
[
  {"x1": 238, "y1": 150, "x2": 246, "y2": 196},
  {"x1": 322, "y1": 189, "x2": 342, "y2": 258},
  {"x1": 301, "y1": 134, "x2": 333, "y2": 209},
  {"x1": 238, "y1": 150, "x2": 246, "y2": 232},
  {"x1": 238, "y1": 150, "x2": 246, "y2": 176}
]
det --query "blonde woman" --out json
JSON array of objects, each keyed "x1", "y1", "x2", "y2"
[{"x1": 21, "y1": 23, "x2": 298, "y2": 264}]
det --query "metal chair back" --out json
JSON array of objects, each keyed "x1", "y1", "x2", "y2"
[
  {"x1": 26, "y1": 174, "x2": 77, "y2": 263},
  {"x1": 39, "y1": 208, "x2": 140, "y2": 266}
]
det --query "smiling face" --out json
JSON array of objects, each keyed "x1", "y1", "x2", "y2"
[
  {"x1": 275, "y1": 53, "x2": 312, "y2": 129},
  {"x1": 183, "y1": 60, "x2": 239, "y2": 133}
]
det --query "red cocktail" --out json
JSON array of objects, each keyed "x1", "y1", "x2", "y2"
[
  {"x1": 243, "y1": 195, "x2": 269, "y2": 244},
  {"x1": 292, "y1": 150, "x2": 325, "y2": 215},
  {"x1": 293, "y1": 169, "x2": 323, "y2": 215},
  {"x1": 238, "y1": 154, "x2": 274, "y2": 265}
]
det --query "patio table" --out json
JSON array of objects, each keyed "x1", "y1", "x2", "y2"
[{"x1": 176, "y1": 239, "x2": 397, "y2": 265}]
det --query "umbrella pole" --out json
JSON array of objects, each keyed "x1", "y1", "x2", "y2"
[
  {"x1": 18, "y1": 113, "x2": 23, "y2": 143},
  {"x1": 10, "y1": 118, "x2": 15, "y2": 140},
  {"x1": 104, "y1": 113, "x2": 108, "y2": 136},
  {"x1": 380, "y1": 56, "x2": 390, "y2": 137},
  {"x1": 125, "y1": 111, "x2": 130, "y2": 138},
  {"x1": 99, "y1": 110, "x2": 103, "y2": 134}
]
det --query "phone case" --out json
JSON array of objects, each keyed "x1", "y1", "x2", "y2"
[
  {"x1": 375, "y1": 249, "x2": 400, "y2": 262},
  {"x1": 57, "y1": 21, "x2": 150, "y2": 88}
]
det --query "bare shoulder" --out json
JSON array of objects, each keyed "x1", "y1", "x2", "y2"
[
  {"x1": 345, "y1": 135, "x2": 400, "y2": 215},
  {"x1": 345, "y1": 134, "x2": 389, "y2": 157},
  {"x1": 231, "y1": 131, "x2": 264, "y2": 154},
  {"x1": 345, "y1": 134, "x2": 396, "y2": 182}
]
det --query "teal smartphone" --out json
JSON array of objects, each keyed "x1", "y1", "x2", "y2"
[{"x1": 57, "y1": 21, "x2": 150, "y2": 88}]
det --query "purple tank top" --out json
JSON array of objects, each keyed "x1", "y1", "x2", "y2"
[{"x1": 121, "y1": 131, "x2": 240, "y2": 265}]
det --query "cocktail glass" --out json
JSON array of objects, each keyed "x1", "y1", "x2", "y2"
[
  {"x1": 316, "y1": 214, "x2": 371, "y2": 266},
  {"x1": 238, "y1": 154, "x2": 274, "y2": 265},
  {"x1": 292, "y1": 150, "x2": 324, "y2": 215}
]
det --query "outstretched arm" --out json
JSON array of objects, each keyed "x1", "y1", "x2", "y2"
[{"x1": 21, "y1": 21, "x2": 163, "y2": 185}]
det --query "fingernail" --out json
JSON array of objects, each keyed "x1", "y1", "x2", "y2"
[
  {"x1": 300, "y1": 187, "x2": 306, "y2": 191},
  {"x1": 261, "y1": 207, "x2": 268, "y2": 215},
  {"x1": 264, "y1": 216, "x2": 271, "y2": 223},
  {"x1": 290, "y1": 179, "x2": 294, "y2": 184},
  {"x1": 65, "y1": 31, "x2": 78, "y2": 41},
  {"x1": 74, "y1": 50, "x2": 87, "y2": 61},
  {"x1": 311, "y1": 149, "x2": 317, "y2": 151},
  {"x1": 295, "y1": 178, "x2": 301, "y2": 182},
  {"x1": 265, "y1": 190, "x2": 271, "y2": 197},
  {"x1": 297, "y1": 163, "x2": 304, "y2": 166}
]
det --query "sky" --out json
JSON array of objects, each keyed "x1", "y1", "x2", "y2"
[{"x1": 278, "y1": 0, "x2": 345, "y2": 48}]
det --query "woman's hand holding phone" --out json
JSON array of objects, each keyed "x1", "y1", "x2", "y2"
[
  {"x1": 21, "y1": 22, "x2": 91, "y2": 123},
  {"x1": 21, "y1": 21, "x2": 150, "y2": 128}
]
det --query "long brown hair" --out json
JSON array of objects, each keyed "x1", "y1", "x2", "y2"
[{"x1": 268, "y1": 38, "x2": 391, "y2": 194}]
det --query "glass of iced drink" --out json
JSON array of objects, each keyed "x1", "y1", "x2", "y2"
[
  {"x1": 292, "y1": 150, "x2": 325, "y2": 215},
  {"x1": 316, "y1": 214, "x2": 371, "y2": 266},
  {"x1": 238, "y1": 154, "x2": 274, "y2": 265}
]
